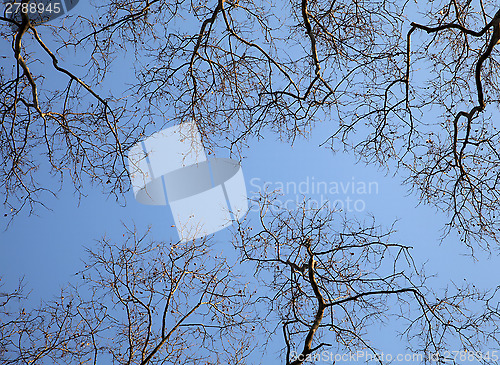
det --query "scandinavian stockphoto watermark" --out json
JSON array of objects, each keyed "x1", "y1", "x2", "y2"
[
  {"x1": 290, "y1": 350, "x2": 425, "y2": 363},
  {"x1": 127, "y1": 122, "x2": 248, "y2": 242},
  {"x1": 3, "y1": 0, "x2": 79, "y2": 27},
  {"x1": 290, "y1": 350, "x2": 499, "y2": 363},
  {"x1": 249, "y1": 176, "x2": 379, "y2": 212}
]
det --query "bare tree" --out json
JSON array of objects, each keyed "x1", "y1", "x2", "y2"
[
  {"x1": 3, "y1": 0, "x2": 500, "y2": 248},
  {"x1": 234, "y1": 194, "x2": 500, "y2": 364},
  {"x1": 0, "y1": 0, "x2": 411, "y2": 215},
  {"x1": 2, "y1": 199, "x2": 500, "y2": 364},
  {"x1": 402, "y1": 4, "x2": 500, "y2": 248},
  {"x1": 0, "y1": 225, "x2": 259, "y2": 364},
  {"x1": 318, "y1": 0, "x2": 500, "y2": 248},
  {"x1": 4, "y1": 0, "x2": 500, "y2": 248},
  {"x1": 1, "y1": 0, "x2": 154, "y2": 216},
  {"x1": 3, "y1": 0, "x2": 500, "y2": 364}
]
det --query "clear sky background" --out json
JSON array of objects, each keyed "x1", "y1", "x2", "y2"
[{"x1": 1, "y1": 1, "x2": 500, "y2": 364}]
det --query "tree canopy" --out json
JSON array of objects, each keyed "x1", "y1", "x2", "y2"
[{"x1": 2, "y1": 0, "x2": 500, "y2": 364}]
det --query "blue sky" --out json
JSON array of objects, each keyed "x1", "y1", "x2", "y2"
[
  {"x1": 2, "y1": 118, "x2": 499, "y2": 363},
  {"x1": 1, "y1": 0, "x2": 500, "y2": 363}
]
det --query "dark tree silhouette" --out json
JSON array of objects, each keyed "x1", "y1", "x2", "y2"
[
  {"x1": 235, "y1": 194, "x2": 500, "y2": 364},
  {"x1": 3, "y1": 0, "x2": 500, "y2": 248},
  {"x1": 1, "y1": 225, "x2": 260, "y2": 364},
  {"x1": 2, "y1": 200, "x2": 500, "y2": 364},
  {"x1": 2, "y1": 0, "x2": 500, "y2": 363}
]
